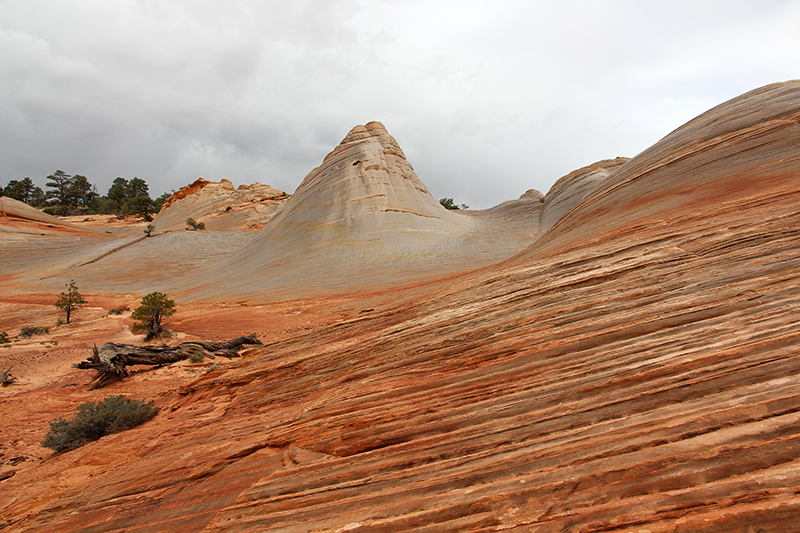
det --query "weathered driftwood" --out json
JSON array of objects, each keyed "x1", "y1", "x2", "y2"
[
  {"x1": 1, "y1": 367, "x2": 16, "y2": 387},
  {"x1": 74, "y1": 335, "x2": 262, "y2": 389}
]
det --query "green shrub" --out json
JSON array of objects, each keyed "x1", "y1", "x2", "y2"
[
  {"x1": 41, "y1": 396, "x2": 159, "y2": 452},
  {"x1": 131, "y1": 292, "x2": 176, "y2": 340},
  {"x1": 189, "y1": 352, "x2": 204, "y2": 363},
  {"x1": 439, "y1": 197, "x2": 469, "y2": 210},
  {"x1": 19, "y1": 326, "x2": 49, "y2": 338},
  {"x1": 0, "y1": 332, "x2": 9, "y2": 344},
  {"x1": 185, "y1": 217, "x2": 205, "y2": 230},
  {"x1": 108, "y1": 307, "x2": 130, "y2": 315},
  {"x1": 55, "y1": 279, "x2": 86, "y2": 324}
]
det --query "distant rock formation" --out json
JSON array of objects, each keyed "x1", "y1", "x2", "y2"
[
  {"x1": 539, "y1": 157, "x2": 629, "y2": 234},
  {"x1": 3, "y1": 82, "x2": 800, "y2": 532},
  {"x1": 152, "y1": 178, "x2": 289, "y2": 231},
  {"x1": 180, "y1": 121, "x2": 544, "y2": 300},
  {"x1": 527, "y1": 80, "x2": 800, "y2": 259},
  {"x1": 0, "y1": 196, "x2": 101, "y2": 235}
]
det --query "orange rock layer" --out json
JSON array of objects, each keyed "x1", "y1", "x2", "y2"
[{"x1": 1, "y1": 82, "x2": 800, "y2": 532}]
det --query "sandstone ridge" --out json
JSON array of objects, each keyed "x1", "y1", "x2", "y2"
[
  {"x1": 0, "y1": 196, "x2": 102, "y2": 235},
  {"x1": 1, "y1": 82, "x2": 800, "y2": 532},
  {"x1": 3, "y1": 124, "x2": 614, "y2": 301},
  {"x1": 152, "y1": 178, "x2": 289, "y2": 231},
  {"x1": 176, "y1": 121, "x2": 544, "y2": 301}
]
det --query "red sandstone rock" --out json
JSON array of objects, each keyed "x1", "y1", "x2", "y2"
[
  {"x1": 1, "y1": 81, "x2": 800, "y2": 532},
  {"x1": 153, "y1": 178, "x2": 289, "y2": 232}
]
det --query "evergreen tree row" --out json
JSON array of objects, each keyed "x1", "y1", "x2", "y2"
[{"x1": 1, "y1": 171, "x2": 172, "y2": 219}]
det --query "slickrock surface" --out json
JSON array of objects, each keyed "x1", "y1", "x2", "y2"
[
  {"x1": 152, "y1": 179, "x2": 289, "y2": 232},
  {"x1": 1, "y1": 81, "x2": 800, "y2": 532},
  {"x1": 3, "y1": 123, "x2": 547, "y2": 300},
  {"x1": 178, "y1": 122, "x2": 544, "y2": 301},
  {"x1": 538, "y1": 157, "x2": 629, "y2": 235},
  {"x1": 0, "y1": 196, "x2": 103, "y2": 236}
]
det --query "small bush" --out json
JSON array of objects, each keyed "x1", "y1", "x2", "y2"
[
  {"x1": 109, "y1": 307, "x2": 130, "y2": 315},
  {"x1": 0, "y1": 332, "x2": 9, "y2": 344},
  {"x1": 131, "y1": 292, "x2": 176, "y2": 340},
  {"x1": 439, "y1": 197, "x2": 469, "y2": 210},
  {"x1": 185, "y1": 217, "x2": 205, "y2": 231},
  {"x1": 55, "y1": 279, "x2": 86, "y2": 324},
  {"x1": 189, "y1": 352, "x2": 204, "y2": 363},
  {"x1": 19, "y1": 326, "x2": 49, "y2": 338},
  {"x1": 41, "y1": 396, "x2": 159, "y2": 452}
]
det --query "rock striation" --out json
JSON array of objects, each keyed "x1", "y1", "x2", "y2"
[
  {"x1": 538, "y1": 157, "x2": 629, "y2": 235},
  {"x1": 152, "y1": 178, "x2": 289, "y2": 232},
  {"x1": 178, "y1": 122, "x2": 543, "y2": 301},
  {"x1": 0, "y1": 196, "x2": 101, "y2": 235},
  {"x1": 1, "y1": 81, "x2": 800, "y2": 532}
]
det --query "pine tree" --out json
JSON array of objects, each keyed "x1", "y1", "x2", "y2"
[
  {"x1": 131, "y1": 292, "x2": 176, "y2": 339},
  {"x1": 55, "y1": 280, "x2": 86, "y2": 324}
]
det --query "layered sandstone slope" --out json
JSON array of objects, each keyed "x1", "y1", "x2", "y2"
[
  {"x1": 539, "y1": 157, "x2": 629, "y2": 234},
  {"x1": 180, "y1": 122, "x2": 543, "y2": 301},
  {"x1": 530, "y1": 81, "x2": 800, "y2": 258},
  {"x1": 0, "y1": 196, "x2": 117, "y2": 279},
  {"x1": 2, "y1": 82, "x2": 799, "y2": 532},
  {"x1": 3, "y1": 124, "x2": 607, "y2": 301},
  {"x1": 151, "y1": 178, "x2": 289, "y2": 231},
  {"x1": 0, "y1": 196, "x2": 101, "y2": 235}
]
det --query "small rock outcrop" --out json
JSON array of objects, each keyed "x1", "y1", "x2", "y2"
[
  {"x1": 0, "y1": 196, "x2": 101, "y2": 235},
  {"x1": 539, "y1": 157, "x2": 629, "y2": 234},
  {"x1": 152, "y1": 178, "x2": 289, "y2": 231}
]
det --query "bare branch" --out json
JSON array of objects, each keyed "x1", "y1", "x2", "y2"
[{"x1": 74, "y1": 335, "x2": 262, "y2": 389}]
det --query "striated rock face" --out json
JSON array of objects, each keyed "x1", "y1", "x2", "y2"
[
  {"x1": 182, "y1": 121, "x2": 543, "y2": 301},
  {"x1": 0, "y1": 196, "x2": 102, "y2": 235},
  {"x1": 539, "y1": 157, "x2": 629, "y2": 235},
  {"x1": 152, "y1": 178, "x2": 289, "y2": 231},
  {"x1": 530, "y1": 81, "x2": 800, "y2": 259},
  {"x1": 2, "y1": 81, "x2": 800, "y2": 532}
]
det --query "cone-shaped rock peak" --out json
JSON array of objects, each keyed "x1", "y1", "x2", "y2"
[{"x1": 184, "y1": 122, "x2": 543, "y2": 301}]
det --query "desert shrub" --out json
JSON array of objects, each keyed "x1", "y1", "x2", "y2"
[
  {"x1": 19, "y1": 326, "x2": 49, "y2": 338},
  {"x1": 41, "y1": 395, "x2": 159, "y2": 452},
  {"x1": 189, "y1": 352, "x2": 204, "y2": 363},
  {"x1": 108, "y1": 307, "x2": 130, "y2": 315},
  {"x1": 55, "y1": 279, "x2": 86, "y2": 324},
  {"x1": 439, "y1": 197, "x2": 469, "y2": 210},
  {"x1": 0, "y1": 332, "x2": 9, "y2": 344},
  {"x1": 131, "y1": 292, "x2": 176, "y2": 340},
  {"x1": 185, "y1": 217, "x2": 205, "y2": 230}
]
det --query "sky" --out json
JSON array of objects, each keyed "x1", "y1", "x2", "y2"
[{"x1": 1, "y1": 0, "x2": 799, "y2": 209}]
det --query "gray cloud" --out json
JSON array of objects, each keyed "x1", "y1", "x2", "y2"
[{"x1": 1, "y1": 0, "x2": 798, "y2": 208}]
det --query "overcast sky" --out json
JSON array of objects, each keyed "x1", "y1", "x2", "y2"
[{"x1": 1, "y1": 0, "x2": 798, "y2": 209}]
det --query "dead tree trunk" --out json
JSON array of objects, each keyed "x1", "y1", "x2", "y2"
[
  {"x1": 74, "y1": 335, "x2": 262, "y2": 389},
  {"x1": 1, "y1": 367, "x2": 16, "y2": 387}
]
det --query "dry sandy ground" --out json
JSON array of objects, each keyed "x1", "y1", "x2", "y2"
[
  {"x1": 0, "y1": 288, "x2": 360, "y2": 485},
  {"x1": 0, "y1": 292, "x2": 352, "y2": 393}
]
